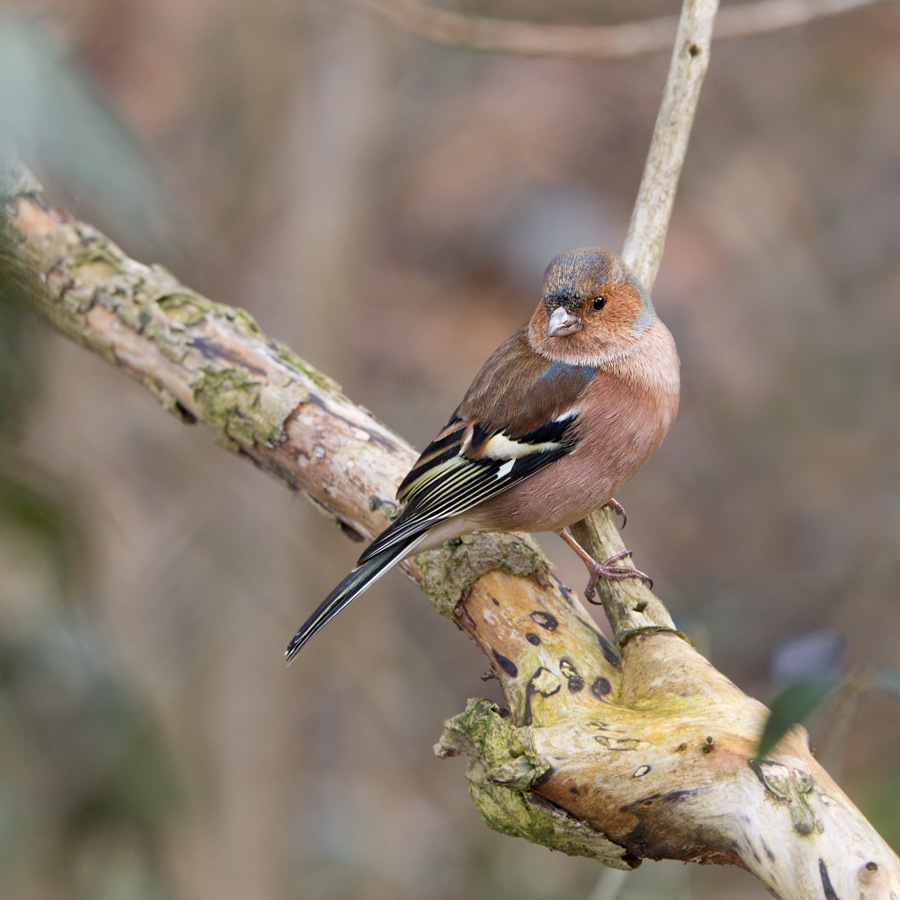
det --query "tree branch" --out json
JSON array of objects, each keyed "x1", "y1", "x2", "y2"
[
  {"x1": 3, "y1": 162, "x2": 898, "y2": 896},
  {"x1": 1, "y1": 0, "x2": 897, "y2": 892},
  {"x1": 347, "y1": 0, "x2": 895, "y2": 61}
]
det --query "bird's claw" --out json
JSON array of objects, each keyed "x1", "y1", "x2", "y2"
[
  {"x1": 606, "y1": 497, "x2": 627, "y2": 529},
  {"x1": 583, "y1": 550, "x2": 653, "y2": 603},
  {"x1": 557, "y1": 528, "x2": 653, "y2": 603}
]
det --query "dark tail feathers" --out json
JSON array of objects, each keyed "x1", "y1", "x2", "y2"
[{"x1": 285, "y1": 535, "x2": 423, "y2": 662}]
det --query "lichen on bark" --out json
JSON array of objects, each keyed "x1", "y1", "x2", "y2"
[{"x1": 436, "y1": 698, "x2": 631, "y2": 867}]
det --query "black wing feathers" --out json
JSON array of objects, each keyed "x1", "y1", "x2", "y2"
[{"x1": 360, "y1": 353, "x2": 596, "y2": 565}]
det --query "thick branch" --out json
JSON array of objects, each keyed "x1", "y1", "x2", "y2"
[
  {"x1": 2, "y1": 3, "x2": 893, "y2": 895},
  {"x1": 348, "y1": 0, "x2": 894, "y2": 61},
  {"x1": 3, "y1": 167, "x2": 898, "y2": 896}
]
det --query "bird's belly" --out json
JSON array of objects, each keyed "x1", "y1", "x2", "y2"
[
  {"x1": 477, "y1": 456, "x2": 619, "y2": 533},
  {"x1": 474, "y1": 415, "x2": 669, "y2": 534}
]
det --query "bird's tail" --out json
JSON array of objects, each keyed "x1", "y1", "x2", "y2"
[{"x1": 285, "y1": 533, "x2": 425, "y2": 662}]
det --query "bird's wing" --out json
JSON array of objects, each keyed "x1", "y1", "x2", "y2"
[{"x1": 358, "y1": 332, "x2": 596, "y2": 563}]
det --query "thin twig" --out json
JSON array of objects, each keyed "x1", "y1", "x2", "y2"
[
  {"x1": 348, "y1": 0, "x2": 676, "y2": 59},
  {"x1": 622, "y1": 0, "x2": 719, "y2": 290},
  {"x1": 569, "y1": 0, "x2": 718, "y2": 634},
  {"x1": 348, "y1": 0, "x2": 893, "y2": 61},
  {"x1": 716, "y1": 0, "x2": 892, "y2": 39}
]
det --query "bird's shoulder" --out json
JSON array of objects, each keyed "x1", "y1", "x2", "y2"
[
  {"x1": 393, "y1": 328, "x2": 599, "y2": 510},
  {"x1": 457, "y1": 326, "x2": 598, "y2": 438}
]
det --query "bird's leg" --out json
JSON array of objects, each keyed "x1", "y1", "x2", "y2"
[
  {"x1": 558, "y1": 528, "x2": 653, "y2": 604},
  {"x1": 606, "y1": 497, "x2": 627, "y2": 528}
]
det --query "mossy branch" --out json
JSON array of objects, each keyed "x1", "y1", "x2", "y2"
[
  {"x1": 3, "y1": 161, "x2": 898, "y2": 896},
  {"x1": 0, "y1": 3, "x2": 895, "y2": 891}
]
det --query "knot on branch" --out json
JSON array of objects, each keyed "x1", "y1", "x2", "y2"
[
  {"x1": 435, "y1": 698, "x2": 632, "y2": 868},
  {"x1": 749, "y1": 757, "x2": 819, "y2": 836}
]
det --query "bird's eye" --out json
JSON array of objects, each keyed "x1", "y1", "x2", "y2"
[{"x1": 592, "y1": 295, "x2": 607, "y2": 311}]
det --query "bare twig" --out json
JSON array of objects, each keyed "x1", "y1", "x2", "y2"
[
  {"x1": 348, "y1": 0, "x2": 894, "y2": 60},
  {"x1": 715, "y1": 0, "x2": 892, "y2": 39},
  {"x1": 348, "y1": 0, "x2": 676, "y2": 59},
  {"x1": 622, "y1": 0, "x2": 717, "y2": 290}
]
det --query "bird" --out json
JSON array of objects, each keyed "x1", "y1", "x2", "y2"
[{"x1": 285, "y1": 247, "x2": 680, "y2": 661}]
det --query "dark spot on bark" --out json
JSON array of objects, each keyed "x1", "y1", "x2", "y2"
[
  {"x1": 620, "y1": 819, "x2": 713, "y2": 865},
  {"x1": 525, "y1": 632, "x2": 541, "y2": 645},
  {"x1": 675, "y1": 743, "x2": 688, "y2": 752},
  {"x1": 191, "y1": 336, "x2": 267, "y2": 376},
  {"x1": 530, "y1": 611, "x2": 558, "y2": 631},
  {"x1": 623, "y1": 789, "x2": 693, "y2": 812},
  {"x1": 533, "y1": 766, "x2": 555, "y2": 788},
  {"x1": 702, "y1": 736, "x2": 715, "y2": 753},
  {"x1": 763, "y1": 842, "x2": 776, "y2": 862},
  {"x1": 173, "y1": 401, "x2": 197, "y2": 424},
  {"x1": 491, "y1": 596, "x2": 500, "y2": 606},
  {"x1": 569, "y1": 786, "x2": 581, "y2": 795},
  {"x1": 865, "y1": 861, "x2": 878, "y2": 872},
  {"x1": 492, "y1": 650, "x2": 518, "y2": 678},
  {"x1": 598, "y1": 633, "x2": 620, "y2": 665},
  {"x1": 819, "y1": 859, "x2": 838, "y2": 900},
  {"x1": 688, "y1": 42, "x2": 701, "y2": 57},
  {"x1": 624, "y1": 792, "x2": 662, "y2": 810},
  {"x1": 338, "y1": 520, "x2": 365, "y2": 542},
  {"x1": 660, "y1": 790, "x2": 693, "y2": 805},
  {"x1": 591, "y1": 677, "x2": 612, "y2": 698},
  {"x1": 456, "y1": 602, "x2": 477, "y2": 631},
  {"x1": 559, "y1": 658, "x2": 583, "y2": 692},
  {"x1": 369, "y1": 494, "x2": 395, "y2": 512},
  {"x1": 523, "y1": 666, "x2": 561, "y2": 726}
]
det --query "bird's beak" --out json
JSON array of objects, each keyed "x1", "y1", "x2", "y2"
[{"x1": 547, "y1": 307, "x2": 582, "y2": 338}]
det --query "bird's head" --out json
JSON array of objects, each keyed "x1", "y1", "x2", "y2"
[{"x1": 529, "y1": 248, "x2": 656, "y2": 365}]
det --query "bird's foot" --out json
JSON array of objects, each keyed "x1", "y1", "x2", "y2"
[
  {"x1": 606, "y1": 497, "x2": 627, "y2": 528},
  {"x1": 582, "y1": 550, "x2": 653, "y2": 603},
  {"x1": 557, "y1": 529, "x2": 652, "y2": 604}
]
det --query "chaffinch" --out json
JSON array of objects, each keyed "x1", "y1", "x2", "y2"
[{"x1": 286, "y1": 248, "x2": 680, "y2": 660}]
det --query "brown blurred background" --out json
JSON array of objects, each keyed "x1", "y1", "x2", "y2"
[{"x1": 0, "y1": 1, "x2": 898, "y2": 898}]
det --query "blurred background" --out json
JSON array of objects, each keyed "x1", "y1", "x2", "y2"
[{"x1": 1, "y1": 0, "x2": 899, "y2": 897}]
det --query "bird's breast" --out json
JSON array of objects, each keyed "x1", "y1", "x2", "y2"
[{"x1": 474, "y1": 322, "x2": 679, "y2": 534}]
